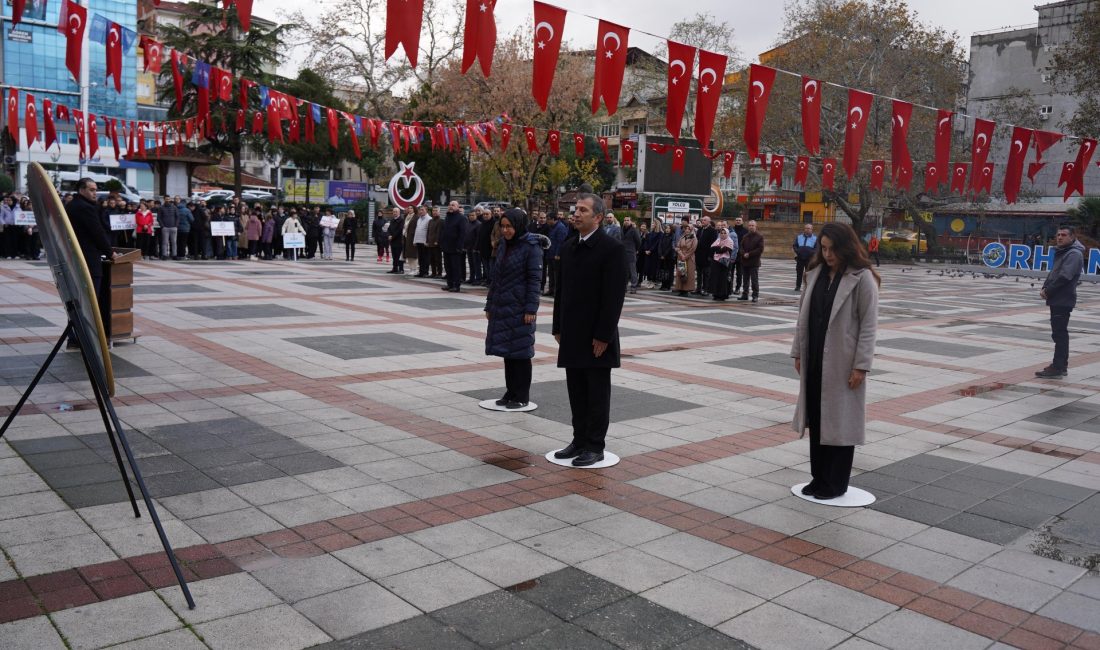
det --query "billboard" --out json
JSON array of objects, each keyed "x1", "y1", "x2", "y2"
[
  {"x1": 326, "y1": 181, "x2": 369, "y2": 205},
  {"x1": 283, "y1": 179, "x2": 329, "y2": 203},
  {"x1": 637, "y1": 134, "x2": 714, "y2": 197}
]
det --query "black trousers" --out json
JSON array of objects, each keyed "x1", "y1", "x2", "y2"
[
  {"x1": 430, "y1": 247, "x2": 443, "y2": 276},
  {"x1": 416, "y1": 243, "x2": 429, "y2": 275},
  {"x1": 1051, "y1": 306, "x2": 1072, "y2": 370},
  {"x1": 377, "y1": 241, "x2": 387, "y2": 259},
  {"x1": 503, "y1": 358, "x2": 532, "y2": 403},
  {"x1": 733, "y1": 259, "x2": 744, "y2": 291},
  {"x1": 695, "y1": 258, "x2": 709, "y2": 292},
  {"x1": 566, "y1": 367, "x2": 612, "y2": 453},
  {"x1": 346, "y1": 239, "x2": 356, "y2": 261},
  {"x1": 306, "y1": 234, "x2": 318, "y2": 258},
  {"x1": 809, "y1": 425, "x2": 854, "y2": 496},
  {"x1": 795, "y1": 257, "x2": 809, "y2": 290},
  {"x1": 467, "y1": 250, "x2": 482, "y2": 282},
  {"x1": 740, "y1": 266, "x2": 759, "y2": 298},
  {"x1": 391, "y1": 240, "x2": 404, "y2": 271},
  {"x1": 445, "y1": 251, "x2": 465, "y2": 288}
]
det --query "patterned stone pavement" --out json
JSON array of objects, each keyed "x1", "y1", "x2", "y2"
[{"x1": 1, "y1": 256, "x2": 1099, "y2": 650}]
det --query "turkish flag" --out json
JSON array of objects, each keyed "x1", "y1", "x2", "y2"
[
  {"x1": 722, "y1": 151, "x2": 735, "y2": 179},
  {"x1": 43, "y1": 99, "x2": 56, "y2": 151},
  {"x1": 197, "y1": 86, "x2": 210, "y2": 136},
  {"x1": 326, "y1": 107, "x2": 339, "y2": 148},
  {"x1": 591, "y1": 20, "x2": 629, "y2": 115},
  {"x1": 1028, "y1": 130, "x2": 1064, "y2": 181},
  {"x1": 288, "y1": 108, "x2": 300, "y2": 144},
  {"x1": 462, "y1": 0, "x2": 496, "y2": 76},
  {"x1": 573, "y1": 132, "x2": 584, "y2": 157},
  {"x1": 87, "y1": 113, "x2": 99, "y2": 159},
  {"x1": 385, "y1": 0, "x2": 424, "y2": 67},
  {"x1": 597, "y1": 136, "x2": 610, "y2": 162},
  {"x1": 389, "y1": 119, "x2": 402, "y2": 151},
  {"x1": 843, "y1": 89, "x2": 873, "y2": 180},
  {"x1": 869, "y1": 160, "x2": 885, "y2": 190},
  {"x1": 500, "y1": 123, "x2": 512, "y2": 151},
  {"x1": 975, "y1": 163, "x2": 994, "y2": 195},
  {"x1": 924, "y1": 162, "x2": 940, "y2": 193},
  {"x1": 743, "y1": 64, "x2": 776, "y2": 163},
  {"x1": 250, "y1": 111, "x2": 260, "y2": 134},
  {"x1": 266, "y1": 102, "x2": 282, "y2": 142},
  {"x1": 548, "y1": 130, "x2": 560, "y2": 155},
  {"x1": 1061, "y1": 139, "x2": 1097, "y2": 200},
  {"x1": 137, "y1": 122, "x2": 145, "y2": 158},
  {"x1": 240, "y1": 79, "x2": 256, "y2": 111},
  {"x1": 693, "y1": 49, "x2": 726, "y2": 157},
  {"x1": 801, "y1": 76, "x2": 822, "y2": 155},
  {"x1": 105, "y1": 22, "x2": 123, "y2": 93},
  {"x1": 621, "y1": 140, "x2": 634, "y2": 166},
  {"x1": 794, "y1": 155, "x2": 809, "y2": 188},
  {"x1": 12, "y1": 0, "x2": 26, "y2": 25},
  {"x1": 524, "y1": 126, "x2": 539, "y2": 153},
  {"x1": 1003, "y1": 126, "x2": 1033, "y2": 204},
  {"x1": 345, "y1": 113, "x2": 361, "y2": 158},
  {"x1": 304, "y1": 107, "x2": 314, "y2": 143},
  {"x1": 671, "y1": 145, "x2": 686, "y2": 174},
  {"x1": 6, "y1": 89, "x2": 17, "y2": 142},
  {"x1": 821, "y1": 158, "x2": 837, "y2": 191},
  {"x1": 213, "y1": 67, "x2": 233, "y2": 102},
  {"x1": 532, "y1": 1, "x2": 566, "y2": 111},
  {"x1": 891, "y1": 100, "x2": 912, "y2": 182},
  {"x1": 236, "y1": 109, "x2": 245, "y2": 133},
  {"x1": 968, "y1": 118, "x2": 995, "y2": 193},
  {"x1": 24, "y1": 94, "x2": 38, "y2": 149},
  {"x1": 185, "y1": 116, "x2": 194, "y2": 140},
  {"x1": 768, "y1": 155, "x2": 784, "y2": 186},
  {"x1": 73, "y1": 110, "x2": 85, "y2": 159},
  {"x1": 109, "y1": 119, "x2": 121, "y2": 160},
  {"x1": 171, "y1": 50, "x2": 184, "y2": 110},
  {"x1": 235, "y1": 0, "x2": 254, "y2": 32},
  {"x1": 665, "y1": 40, "x2": 695, "y2": 140},
  {"x1": 63, "y1": 0, "x2": 87, "y2": 85},
  {"x1": 140, "y1": 36, "x2": 163, "y2": 73},
  {"x1": 934, "y1": 110, "x2": 953, "y2": 187},
  {"x1": 950, "y1": 162, "x2": 968, "y2": 194}
]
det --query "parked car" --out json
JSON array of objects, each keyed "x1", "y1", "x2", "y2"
[
  {"x1": 195, "y1": 189, "x2": 235, "y2": 202},
  {"x1": 241, "y1": 190, "x2": 276, "y2": 202},
  {"x1": 474, "y1": 201, "x2": 511, "y2": 212},
  {"x1": 56, "y1": 172, "x2": 142, "y2": 204}
]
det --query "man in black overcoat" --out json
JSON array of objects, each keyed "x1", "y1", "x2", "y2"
[
  {"x1": 551, "y1": 193, "x2": 627, "y2": 467},
  {"x1": 66, "y1": 178, "x2": 117, "y2": 348},
  {"x1": 440, "y1": 201, "x2": 467, "y2": 292}
]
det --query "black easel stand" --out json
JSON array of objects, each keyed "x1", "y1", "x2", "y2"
[{"x1": 0, "y1": 309, "x2": 195, "y2": 609}]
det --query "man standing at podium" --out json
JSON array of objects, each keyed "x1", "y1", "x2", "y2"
[{"x1": 66, "y1": 179, "x2": 117, "y2": 347}]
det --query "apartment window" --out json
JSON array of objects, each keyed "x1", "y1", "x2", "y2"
[
  {"x1": 598, "y1": 122, "x2": 620, "y2": 138},
  {"x1": 633, "y1": 123, "x2": 647, "y2": 135},
  {"x1": 1039, "y1": 105, "x2": 1054, "y2": 121}
]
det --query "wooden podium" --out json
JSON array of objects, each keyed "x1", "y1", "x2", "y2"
[{"x1": 102, "y1": 248, "x2": 142, "y2": 345}]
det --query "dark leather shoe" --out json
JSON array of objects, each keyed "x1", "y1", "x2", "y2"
[
  {"x1": 572, "y1": 451, "x2": 604, "y2": 467},
  {"x1": 813, "y1": 489, "x2": 846, "y2": 500},
  {"x1": 503, "y1": 400, "x2": 528, "y2": 410},
  {"x1": 800, "y1": 481, "x2": 820, "y2": 496},
  {"x1": 1035, "y1": 366, "x2": 1067, "y2": 378},
  {"x1": 737, "y1": 295, "x2": 749, "y2": 301},
  {"x1": 554, "y1": 443, "x2": 582, "y2": 459}
]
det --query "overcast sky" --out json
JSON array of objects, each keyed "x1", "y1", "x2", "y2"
[{"x1": 268, "y1": 0, "x2": 1043, "y2": 76}]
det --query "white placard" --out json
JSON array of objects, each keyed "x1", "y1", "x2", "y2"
[
  {"x1": 320, "y1": 215, "x2": 339, "y2": 228},
  {"x1": 13, "y1": 212, "x2": 36, "y2": 226},
  {"x1": 109, "y1": 213, "x2": 136, "y2": 231},
  {"x1": 667, "y1": 201, "x2": 690, "y2": 211},
  {"x1": 283, "y1": 233, "x2": 305, "y2": 249},
  {"x1": 210, "y1": 221, "x2": 236, "y2": 237}
]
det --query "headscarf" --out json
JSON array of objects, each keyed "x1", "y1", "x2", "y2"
[
  {"x1": 502, "y1": 208, "x2": 529, "y2": 239},
  {"x1": 712, "y1": 228, "x2": 734, "y2": 249}
]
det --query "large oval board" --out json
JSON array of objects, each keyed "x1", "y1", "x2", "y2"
[{"x1": 25, "y1": 163, "x2": 115, "y2": 396}]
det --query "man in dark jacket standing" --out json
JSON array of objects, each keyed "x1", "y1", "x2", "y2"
[
  {"x1": 738, "y1": 220, "x2": 764, "y2": 302},
  {"x1": 441, "y1": 201, "x2": 467, "y2": 292},
  {"x1": 731, "y1": 217, "x2": 747, "y2": 294},
  {"x1": 67, "y1": 179, "x2": 117, "y2": 346},
  {"x1": 544, "y1": 212, "x2": 567, "y2": 296},
  {"x1": 552, "y1": 194, "x2": 627, "y2": 467},
  {"x1": 792, "y1": 223, "x2": 817, "y2": 291},
  {"x1": 621, "y1": 216, "x2": 642, "y2": 294},
  {"x1": 694, "y1": 216, "x2": 717, "y2": 295},
  {"x1": 387, "y1": 207, "x2": 405, "y2": 273},
  {"x1": 158, "y1": 198, "x2": 179, "y2": 260},
  {"x1": 477, "y1": 210, "x2": 496, "y2": 286},
  {"x1": 1037, "y1": 226, "x2": 1085, "y2": 378}
]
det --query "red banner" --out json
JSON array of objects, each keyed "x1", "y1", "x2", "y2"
[
  {"x1": 591, "y1": 20, "x2": 629, "y2": 116},
  {"x1": 743, "y1": 64, "x2": 776, "y2": 163},
  {"x1": 693, "y1": 49, "x2": 726, "y2": 157},
  {"x1": 385, "y1": 0, "x2": 424, "y2": 67},
  {"x1": 665, "y1": 40, "x2": 695, "y2": 141},
  {"x1": 1003, "y1": 126, "x2": 1033, "y2": 204},
  {"x1": 532, "y1": 1, "x2": 567, "y2": 111},
  {"x1": 801, "y1": 76, "x2": 821, "y2": 155},
  {"x1": 794, "y1": 155, "x2": 809, "y2": 188},
  {"x1": 843, "y1": 89, "x2": 873, "y2": 180},
  {"x1": 462, "y1": 0, "x2": 497, "y2": 76}
]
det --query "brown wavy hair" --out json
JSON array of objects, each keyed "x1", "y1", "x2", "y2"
[{"x1": 807, "y1": 222, "x2": 881, "y2": 286}]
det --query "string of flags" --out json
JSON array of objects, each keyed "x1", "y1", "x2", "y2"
[{"x1": 15, "y1": 0, "x2": 1100, "y2": 201}]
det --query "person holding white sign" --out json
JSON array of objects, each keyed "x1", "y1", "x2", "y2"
[
  {"x1": 0, "y1": 195, "x2": 18, "y2": 259},
  {"x1": 320, "y1": 208, "x2": 337, "y2": 260}
]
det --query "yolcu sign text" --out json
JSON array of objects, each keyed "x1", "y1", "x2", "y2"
[
  {"x1": 981, "y1": 242, "x2": 1100, "y2": 274},
  {"x1": 388, "y1": 161, "x2": 425, "y2": 210}
]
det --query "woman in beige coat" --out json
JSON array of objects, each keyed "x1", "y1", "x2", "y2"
[
  {"x1": 672, "y1": 223, "x2": 697, "y2": 296},
  {"x1": 791, "y1": 222, "x2": 878, "y2": 500}
]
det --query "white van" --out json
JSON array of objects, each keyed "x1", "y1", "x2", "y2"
[{"x1": 55, "y1": 172, "x2": 143, "y2": 204}]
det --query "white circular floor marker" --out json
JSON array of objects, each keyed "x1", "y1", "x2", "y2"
[
  {"x1": 478, "y1": 399, "x2": 538, "y2": 413},
  {"x1": 790, "y1": 483, "x2": 875, "y2": 507},
  {"x1": 545, "y1": 449, "x2": 621, "y2": 468}
]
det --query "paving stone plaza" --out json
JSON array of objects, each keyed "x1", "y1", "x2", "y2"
[{"x1": 1, "y1": 257, "x2": 1099, "y2": 649}]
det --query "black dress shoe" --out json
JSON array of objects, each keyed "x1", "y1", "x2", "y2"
[
  {"x1": 813, "y1": 489, "x2": 846, "y2": 501},
  {"x1": 503, "y1": 400, "x2": 528, "y2": 410},
  {"x1": 495, "y1": 397, "x2": 511, "y2": 406},
  {"x1": 572, "y1": 451, "x2": 604, "y2": 467},
  {"x1": 737, "y1": 295, "x2": 749, "y2": 301},
  {"x1": 1035, "y1": 366, "x2": 1067, "y2": 378},
  {"x1": 553, "y1": 443, "x2": 583, "y2": 459},
  {"x1": 800, "y1": 481, "x2": 820, "y2": 496}
]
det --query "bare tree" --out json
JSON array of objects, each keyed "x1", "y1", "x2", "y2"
[{"x1": 287, "y1": 0, "x2": 463, "y2": 119}]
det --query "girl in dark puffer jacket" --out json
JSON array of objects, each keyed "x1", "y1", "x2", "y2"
[{"x1": 484, "y1": 208, "x2": 548, "y2": 408}]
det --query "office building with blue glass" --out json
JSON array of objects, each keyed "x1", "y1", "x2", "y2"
[{"x1": 1, "y1": 0, "x2": 151, "y2": 193}]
